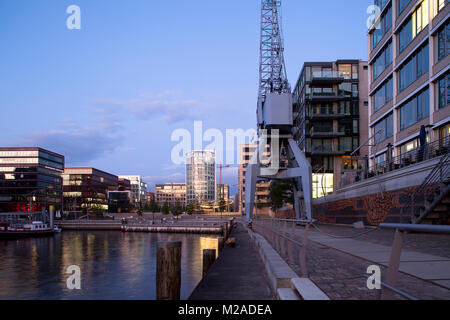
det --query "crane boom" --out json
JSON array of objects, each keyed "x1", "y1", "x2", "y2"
[{"x1": 258, "y1": 0, "x2": 290, "y2": 105}]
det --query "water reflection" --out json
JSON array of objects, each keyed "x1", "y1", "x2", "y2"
[{"x1": 0, "y1": 231, "x2": 218, "y2": 300}]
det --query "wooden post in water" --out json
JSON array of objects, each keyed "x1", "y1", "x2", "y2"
[
  {"x1": 218, "y1": 237, "x2": 225, "y2": 254},
  {"x1": 203, "y1": 249, "x2": 216, "y2": 277},
  {"x1": 156, "y1": 241, "x2": 181, "y2": 300}
]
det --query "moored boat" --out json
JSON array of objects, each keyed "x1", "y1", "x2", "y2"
[{"x1": 0, "y1": 221, "x2": 55, "y2": 239}]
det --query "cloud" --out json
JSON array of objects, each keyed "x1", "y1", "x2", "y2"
[
  {"x1": 94, "y1": 91, "x2": 204, "y2": 124},
  {"x1": 16, "y1": 128, "x2": 123, "y2": 165},
  {"x1": 143, "y1": 172, "x2": 186, "y2": 190}
]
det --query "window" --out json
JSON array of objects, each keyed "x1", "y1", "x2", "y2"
[
  {"x1": 437, "y1": 72, "x2": 450, "y2": 109},
  {"x1": 399, "y1": 17, "x2": 413, "y2": 53},
  {"x1": 373, "y1": 76, "x2": 393, "y2": 112},
  {"x1": 398, "y1": 0, "x2": 430, "y2": 53},
  {"x1": 437, "y1": 0, "x2": 448, "y2": 14},
  {"x1": 373, "y1": 113, "x2": 393, "y2": 143},
  {"x1": 398, "y1": 0, "x2": 412, "y2": 16},
  {"x1": 372, "y1": 41, "x2": 392, "y2": 80},
  {"x1": 339, "y1": 137, "x2": 353, "y2": 152},
  {"x1": 437, "y1": 22, "x2": 450, "y2": 61},
  {"x1": 338, "y1": 64, "x2": 352, "y2": 79},
  {"x1": 371, "y1": 4, "x2": 392, "y2": 49},
  {"x1": 352, "y1": 65, "x2": 359, "y2": 79},
  {"x1": 399, "y1": 88, "x2": 430, "y2": 130},
  {"x1": 339, "y1": 83, "x2": 352, "y2": 97},
  {"x1": 398, "y1": 43, "x2": 429, "y2": 91}
]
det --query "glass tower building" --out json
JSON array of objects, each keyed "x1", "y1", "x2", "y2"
[{"x1": 185, "y1": 151, "x2": 216, "y2": 205}]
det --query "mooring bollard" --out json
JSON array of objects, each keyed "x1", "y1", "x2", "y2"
[
  {"x1": 203, "y1": 249, "x2": 216, "y2": 277},
  {"x1": 218, "y1": 237, "x2": 225, "y2": 254},
  {"x1": 156, "y1": 241, "x2": 182, "y2": 300}
]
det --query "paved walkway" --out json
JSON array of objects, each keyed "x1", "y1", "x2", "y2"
[
  {"x1": 189, "y1": 223, "x2": 275, "y2": 300},
  {"x1": 295, "y1": 226, "x2": 450, "y2": 290}
]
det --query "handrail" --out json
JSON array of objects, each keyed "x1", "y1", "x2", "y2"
[
  {"x1": 412, "y1": 149, "x2": 450, "y2": 224},
  {"x1": 380, "y1": 223, "x2": 450, "y2": 234}
]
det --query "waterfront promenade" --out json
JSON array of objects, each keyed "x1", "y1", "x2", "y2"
[
  {"x1": 189, "y1": 223, "x2": 275, "y2": 300},
  {"x1": 253, "y1": 219, "x2": 450, "y2": 300}
]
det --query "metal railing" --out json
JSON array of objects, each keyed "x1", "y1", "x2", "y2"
[
  {"x1": 411, "y1": 149, "x2": 450, "y2": 224},
  {"x1": 343, "y1": 136, "x2": 450, "y2": 186},
  {"x1": 250, "y1": 217, "x2": 443, "y2": 300}
]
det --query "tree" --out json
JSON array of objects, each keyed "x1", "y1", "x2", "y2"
[
  {"x1": 136, "y1": 201, "x2": 144, "y2": 217},
  {"x1": 172, "y1": 202, "x2": 184, "y2": 218},
  {"x1": 162, "y1": 202, "x2": 170, "y2": 215},
  {"x1": 149, "y1": 199, "x2": 159, "y2": 213},
  {"x1": 269, "y1": 180, "x2": 294, "y2": 211}
]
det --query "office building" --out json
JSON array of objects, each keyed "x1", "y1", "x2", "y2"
[
  {"x1": 292, "y1": 60, "x2": 369, "y2": 198},
  {"x1": 118, "y1": 175, "x2": 148, "y2": 205},
  {"x1": 0, "y1": 147, "x2": 64, "y2": 212},
  {"x1": 108, "y1": 191, "x2": 132, "y2": 214},
  {"x1": 155, "y1": 183, "x2": 186, "y2": 208},
  {"x1": 186, "y1": 151, "x2": 216, "y2": 205},
  {"x1": 368, "y1": 0, "x2": 449, "y2": 169},
  {"x1": 63, "y1": 168, "x2": 118, "y2": 213}
]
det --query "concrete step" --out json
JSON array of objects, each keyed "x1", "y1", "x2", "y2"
[
  {"x1": 277, "y1": 288, "x2": 301, "y2": 300},
  {"x1": 291, "y1": 278, "x2": 330, "y2": 300}
]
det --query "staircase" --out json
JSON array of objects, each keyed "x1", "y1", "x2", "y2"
[{"x1": 412, "y1": 151, "x2": 450, "y2": 225}]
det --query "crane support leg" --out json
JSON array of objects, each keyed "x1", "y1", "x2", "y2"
[{"x1": 244, "y1": 137, "x2": 313, "y2": 224}]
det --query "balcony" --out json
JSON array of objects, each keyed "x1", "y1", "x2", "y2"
[
  {"x1": 308, "y1": 112, "x2": 346, "y2": 120},
  {"x1": 306, "y1": 92, "x2": 345, "y2": 102},
  {"x1": 308, "y1": 130, "x2": 345, "y2": 138},
  {"x1": 310, "y1": 71, "x2": 345, "y2": 85},
  {"x1": 309, "y1": 146, "x2": 346, "y2": 156}
]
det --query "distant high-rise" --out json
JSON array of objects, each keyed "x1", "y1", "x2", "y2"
[{"x1": 186, "y1": 151, "x2": 216, "y2": 205}]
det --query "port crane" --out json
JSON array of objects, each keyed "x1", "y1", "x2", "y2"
[{"x1": 245, "y1": 0, "x2": 312, "y2": 224}]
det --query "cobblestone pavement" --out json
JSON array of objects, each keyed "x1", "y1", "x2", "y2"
[
  {"x1": 253, "y1": 221, "x2": 450, "y2": 300},
  {"x1": 312, "y1": 224, "x2": 450, "y2": 259}
]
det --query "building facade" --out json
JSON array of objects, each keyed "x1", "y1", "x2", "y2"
[
  {"x1": 186, "y1": 151, "x2": 216, "y2": 205},
  {"x1": 146, "y1": 192, "x2": 155, "y2": 205},
  {"x1": 63, "y1": 168, "x2": 118, "y2": 213},
  {"x1": 155, "y1": 183, "x2": 186, "y2": 208},
  {"x1": 292, "y1": 60, "x2": 369, "y2": 198},
  {"x1": 118, "y1": 175, "x2": 148, "y2": 205},
  {"x1": 0, "y1": 147, "x2": 64, "y2": 213},
  {"x1": 368, "y1": 0, "x2": 450, "y2": 170},
  {"x1": 108, "y1": 191, "x2": 132, "y2": 214},
  {"x1": 238, "y1": 144, "x2": 271, "y2": 215}
]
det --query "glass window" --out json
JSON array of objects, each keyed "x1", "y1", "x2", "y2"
[
  {"x1": 373, "y1": 113, "x2": 393, "y2": 144},
  {"x1": 352, "y1": 65, "x2": 359, "y2": 79},
  {"x1": 399, "y1": 88, "x2": 430, "y2": 130},
  {"x1": 398, "y1": 0, "x2": 412, "y2": 16},
  {"x1": 338, "y1": 64, "x2": 352, "y2": 79},
  {"x1": 398, "y1": 43, "x2": 429, "y2": 92},
  {"x1": 373, "y1": 76, "x2": 393, "y2": 113},
  {"x1": 372, "y1": 41, "x2": 392, "y2": 80},
  {"x1": 437, "y1": 72, "x2": 450, "y2": 109}
]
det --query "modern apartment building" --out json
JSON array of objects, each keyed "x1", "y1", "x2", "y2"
[
  {"x1": 186, "y1": 151, "x2": 216, "y2": 205},
  {"x1": 118, "y1": 175, "x2": 148, "y2": 205},
  {"x1": 155, "y1": 183, "x2": 186, "y2": 208},
  {"x1": 368, "y1": 0, "x2": 450, "y2": 169},
  {"x1": 238, "y1": 144, "x2": 271, "y2": 215},
  {"x1": 63, "y1": 168, "x2": 118, "y2": 213},
  {"x1": 0, "y1": 147, "x2": 64, "y2": 212},
  {"x1": 292, "y1": 60, "x2": 369, "y2": 198}
]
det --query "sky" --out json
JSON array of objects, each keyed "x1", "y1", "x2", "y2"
[{"x1": 0, "y1": 0, "x2": 372, "y2": 195}]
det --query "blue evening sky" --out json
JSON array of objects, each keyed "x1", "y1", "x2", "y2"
[{"x1": 0, "y1": 0, "x2": 372, "y2": 194}]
